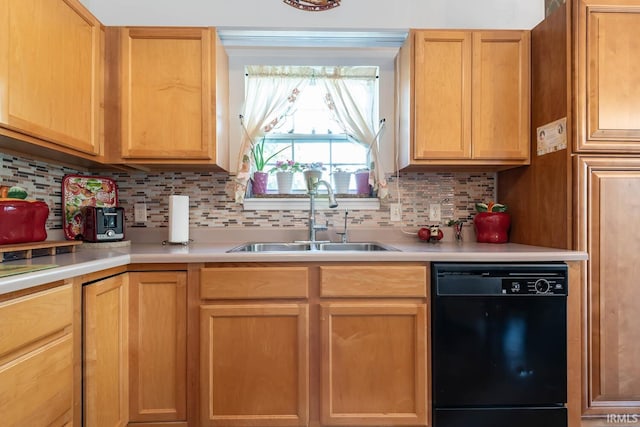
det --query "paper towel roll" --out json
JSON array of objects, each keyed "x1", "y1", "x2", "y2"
[{"x1": 168, "y1": 195, "x2": 189, "y2": 243}]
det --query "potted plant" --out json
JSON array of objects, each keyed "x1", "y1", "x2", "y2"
[
  {"x1": 250, "y1": 137, "x2": 289, "y2": 194},
  {"x1": 354, "y1": 168, "x2": 370, "y2": 195},
  {"x1": 302, "y1": 162, "x2": 326, "y2": 191},
  {"x1": 473, "y1": 201, "x2": 510, "y2": 243},
  {"x1": 332, "y1": 167, "x2": 352, "y2": 194},
  {"x1": 270, "y1": 160, "x2": 303, "y2": 194}
]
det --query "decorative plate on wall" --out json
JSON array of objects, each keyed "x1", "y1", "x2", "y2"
[
  {"x1": 283, "y1": 0, "x2": 341, "y2": 12},
  {"x1": 62, "y1": 174, "x2": 118, "y2": 240}
]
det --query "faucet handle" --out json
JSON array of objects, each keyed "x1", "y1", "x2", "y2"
[{"x1": 313, "y1": 221, "x2": 328, "y2": 232}]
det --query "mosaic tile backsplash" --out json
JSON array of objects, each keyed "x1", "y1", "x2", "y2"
[{"x1": 1, "y1": 153, "x2": 496, "y2": 232}]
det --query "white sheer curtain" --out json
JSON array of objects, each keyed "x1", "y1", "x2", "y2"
[
  {"x1": 234, "y1": 66, "x2": 309, "y2": 203},
  {"x1": 320, "y1": 67, "x2": 388, "y2": 199}
]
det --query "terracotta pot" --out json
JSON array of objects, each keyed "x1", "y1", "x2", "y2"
[
  {"x1": 251, "y1": 171, "x2": 269, "y2": 194},
  {"x1": 473, "y1": 212, "x2": 511, "y2": 243}
]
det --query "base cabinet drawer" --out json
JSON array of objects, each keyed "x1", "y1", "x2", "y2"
[
  {"x1": 0, "y1": 283, "x2": 75, "y2": 427},
  {"x1": 0, "y1": 334, "x2": 74, "y2": 427}
]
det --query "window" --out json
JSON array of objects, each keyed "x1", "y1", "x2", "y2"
[
  {"x1": 259, "y1": 79, "x2": 373, "y2": 192},
  {"x1": 239, "y1": 65, "x2": 384, "y2": 198}
]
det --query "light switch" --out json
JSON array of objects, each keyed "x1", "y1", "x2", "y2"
[
  {"x1": 134, "y1": 202, "x2": 147, "y2": 223},
  {"x1": 390, "y1": 203, "x2": 401, "y2": 222},
  {"x1": 429, "y1": 204, "x2": 441, "y2": 222}
]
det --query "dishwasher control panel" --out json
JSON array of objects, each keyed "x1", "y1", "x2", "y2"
[
  {"x1": 433, "y1": 262, "x2": 568, "y2": 296},
  {"x1": 502, "y1": 277, "x2": 566, "y2": 295}
]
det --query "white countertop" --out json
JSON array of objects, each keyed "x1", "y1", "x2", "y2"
[{"x1": 0, "y1": 237, "x2": 588, "y2": 296}]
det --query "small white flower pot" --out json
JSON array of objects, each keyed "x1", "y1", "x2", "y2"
[
  {"x1": 333, "y1": 171, "x2": 352, "y2": 194},
  {"x1": 276, "y1": 172, "x2": 294, "y2": 194}
]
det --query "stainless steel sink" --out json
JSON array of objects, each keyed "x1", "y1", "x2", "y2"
[
  {"x1": 227, "y1": 242, "x2": 398, "y2": 253},
  {"x1": 227, "y1": 242, "x2": 312, "y2": 252},
  {"x1": 316, "y1": 242, "x2": 399, "y2": 251}
]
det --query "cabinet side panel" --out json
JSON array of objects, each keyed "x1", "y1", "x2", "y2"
[{"x1": 498, "y1": 5, "x2": 571, "y2": 249}]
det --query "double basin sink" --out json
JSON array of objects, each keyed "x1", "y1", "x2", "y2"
[{"x1": 227, "y1": 242, "x2": 399, "y2": 253}]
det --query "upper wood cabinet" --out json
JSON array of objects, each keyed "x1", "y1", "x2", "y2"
[
  {"x1": 398, "y1": 29, "x2": 530, "y2": 169},
  {"x1": 0, "y1": 0, "x2": 104, "y2": 159},
  {"x1": 576, "y1": 0, "x2": 640, "y2": 151},
  {"x1": 105, "y1": 27, "x2": 229, "y2": 170}
]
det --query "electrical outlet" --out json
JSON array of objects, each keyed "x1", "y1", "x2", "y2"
[
  {"x1": 429, "y1": 203, "x2": 441, "y2": 222},
  {"x1": 134, "y1": 202, "x2": 147, "y2": 223},
  {"x1": 390, "y1": 203, "x2": 402, "y2": 222}
]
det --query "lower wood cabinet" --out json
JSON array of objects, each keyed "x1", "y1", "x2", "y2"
[
  {"x1": 199, "y1": 263, "x2": 429, "y2": 427},
  {"x1": 320, "y1": 303, "x2": 427, "y2": 426},
  {"x1": 578, "y1": 156, "x2": 640, "y2": 414},
  {"x1": 200, "y1": 303, "x2": 310, "y2": 427},
  {"x1": 0, "y1": 282, "x2": 77, "y2": 427},
  {"x1": 128, "y1": 271, "x2": 188, "y2": 425},
  {"x1": 83, "y1": 273, "x2": 129, "y2": 427},
  {"x1": 319, "y1": 265, "x2": 429, "y2": 427}
]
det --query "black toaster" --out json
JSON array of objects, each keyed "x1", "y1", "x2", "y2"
[{"x1": 82, "y1": 206, "x2": 125, "y2": 242}]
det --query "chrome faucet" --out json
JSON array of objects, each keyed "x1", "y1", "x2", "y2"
[
  {"x1": 307, "y1": 179, "x2": 338, "y2": 243},
  {"x1": 336, "y1": 210, "x2": 349, "y2": 243}
]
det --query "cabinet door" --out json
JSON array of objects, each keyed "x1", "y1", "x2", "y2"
[
  {"x1": 0, "y1": 284, "x2": 75, "y2": 427},
  {"x1": 117, "y1": 27, "x2": 224, "y2": 163},
  {"x1": 413, "y1": 30, "x2": 472, "y2": 160},
  {"x1": 320, "y1": 303, "x2": 427, "y2": 426},
  {"x1": 472, "y1": 31, "x2": 530, "y2": 161},
  {"x1": 0, "y1": 0, "x2": 103, "y2": 156},
  {"x1": 200, "y1": 304, "x2": 309, "y2": 427},
  {"x1": 578, "y1": 156, "x2": 640, "y2": 414},
  {"x1": 128, "y1": 271, "x2": 187, "y2": 424},
  {"x1": 577, "y1": 0, "x2": 640, "y2": 150},
  {"x1": 84, "y1": 274, "x2": 129, "y2": 427}
]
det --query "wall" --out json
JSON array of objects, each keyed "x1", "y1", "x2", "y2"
[
  {"x1": 1, "y1": 153, "x2": 495, "y2": 234},
  {"x1": 545, "y1": 0, "x2": 565, "y2": 16},
  {"x1": 78, "y1": 0, "x2": 544, "y2": 30}
]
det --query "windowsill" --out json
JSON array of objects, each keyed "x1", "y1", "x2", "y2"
[{"x1": 243, "y1": 196, "x2": 381, "y2": 211}]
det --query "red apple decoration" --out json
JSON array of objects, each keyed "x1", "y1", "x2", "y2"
[
  {"x1": 473, "y1": 202, "x2": 510, "y2": 243},
  {"x1": 418, "y1": 227, "x2": 431, "y2": 241}
]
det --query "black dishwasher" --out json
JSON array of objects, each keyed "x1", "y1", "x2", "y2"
[{"x1": 431, "y1": 262, "x2": 568, "y2": 427}]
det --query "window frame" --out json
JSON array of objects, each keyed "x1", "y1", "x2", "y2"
[{"x1": 227, "y1": 47, "x2": 396, "y2": 210}]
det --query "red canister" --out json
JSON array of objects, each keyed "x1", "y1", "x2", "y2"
[{"x1": 0, "y1": 200, "x2": 49, "y2": 245}]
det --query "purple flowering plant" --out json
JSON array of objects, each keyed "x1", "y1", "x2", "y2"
[
  {"x1": 301, "y1": 162, "x2": 326, "y2": 171},
  {"x1": 269, "y1": 160, "x2": 304, "y2": 174}
]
